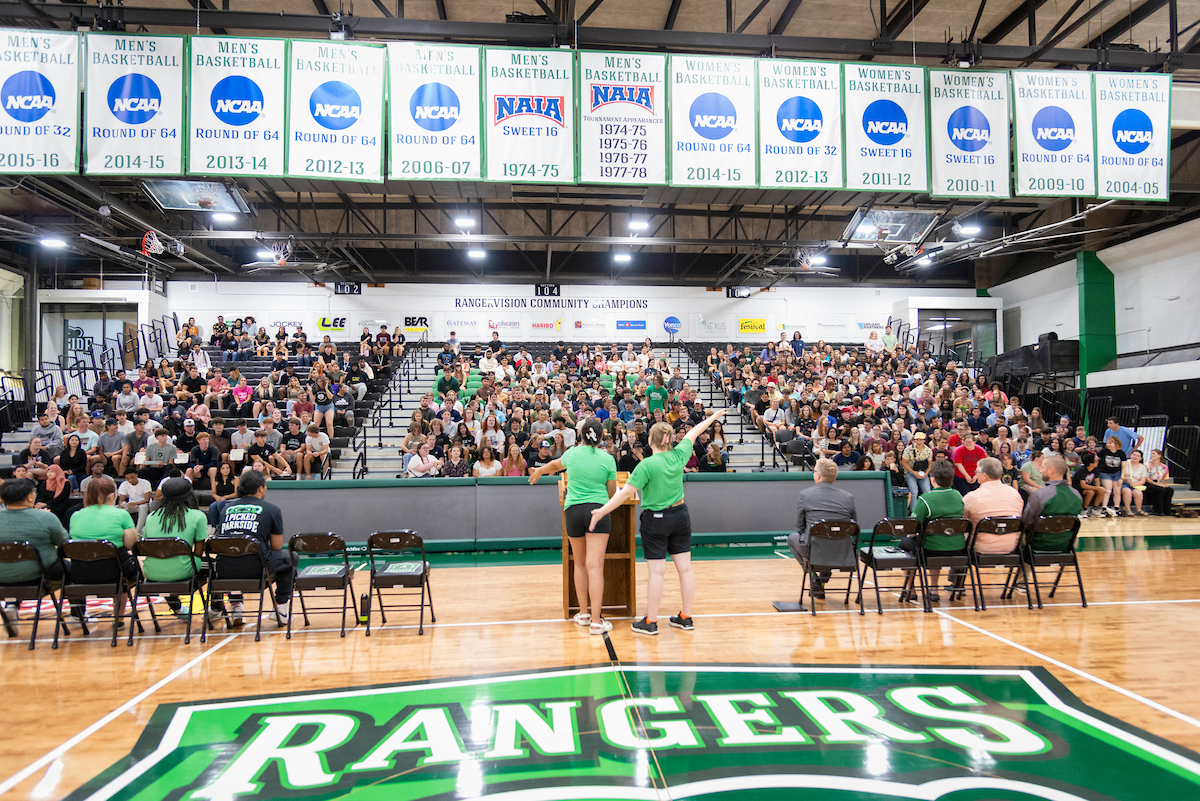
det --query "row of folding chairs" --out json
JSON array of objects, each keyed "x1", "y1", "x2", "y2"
[
  {"x1": 0, "y1": 530, "x2": 435, "y2": 650},
  {"x1": 778, "y1": 515, "x2": 1086, "y2": 615}
]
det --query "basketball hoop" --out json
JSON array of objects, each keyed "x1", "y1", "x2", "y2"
[{"x1": 141, "y1": 230, "x2": 165, "y2": 256}]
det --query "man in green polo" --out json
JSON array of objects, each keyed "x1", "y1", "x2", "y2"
[{"x1": 900, "y1": 459, "x2": 966, "y2": 602}]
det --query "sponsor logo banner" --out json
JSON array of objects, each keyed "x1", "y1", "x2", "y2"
[
  {"x1": 287, "y1": 40, "x2": 385, "y2": 182},
  {"x1": 529, "y1": 316, "x2": 563, "y2": 333},
  {"x1": 0, "y1": 31, "x2": 80, "y2": 175},
  {"x1": 188, "y1": 36, "x2": 286, "y2": 178},
  {"x1": 928, "y1": 69, "x2": 1010, "y2": 199},
  {"x1": 443, "y1": 317, "x2": 479, "y2": 336},
  {"x1": 663, "y1": 315, "x2": 682, "y2": 334},
  {"x1": 317, "y1": 316, "x2": 347, "y2": 332},
  {"x1": 403, "y1": 315, "x2": 429, "y2": 332},
  {"x1": 1095, "y1": 72, "x2": 1169, "y2": 201},
  {"x1": 68, "y1": 665, "x2": 1200, "y2": 801},
  {"x1": 738, "y1": 317, "x2": 767, "y2": 335},
  {"x1": 843, "y1": 64, "x2": 929, "y2": 193},
  {"x1": 669, "y1": 55, "x2": 756, "y2": 188},
  {"x1": 697, "y1": 314, "x2": 728, "y2": 335},
  {"x1": 85, "y1": 33, "x2": 185, "y2": 176},
  {"x1": 579, "y1": 51, "x2": 667, "y2": 185},
  {"x1": 1012, "y1": 70, "x2": 1095, "y2": 197},
  {"x1": 574, "y1": 316, "x2": 605, "y2": 333},
  {"x1": 615, "y1": 319, "x2": 646, "y2": 330},
  {"x1": 484, "y1": 48, "x2": 575, "y2": 183},
  {"x1": 387, "y1": 43, "x2": 482, "y2": 181},
  {"x1": 358, "y1": 318, "x2": 390, "y2": 330},
  {"x1": 758, "y1": 60, "x2": 842, "y2": 190}
]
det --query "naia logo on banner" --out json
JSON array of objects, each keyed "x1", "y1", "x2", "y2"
[
  {"x1": 948, "y1": 106, "x2": 990, "y2": 153},
  {"x1": 1, "y1": 70, "x2": 55, "y2": 123},
  {"x1": 862, "y1": 99, "x2": 907, "y2": 146},
  {"x1": 310, "y1": 81, "x2": 362, "y2": 131},
  {"x1": 410, "y1": 82, "x2": 460, "y2": 132},
  {"x1": 589, "y1": 84, "x2": 654, "y2": 113},
  {"x1": 494, "y1": 95, "x2": 565, "y2": 127},
  {"x1": 1032, "y1": 106, "x2": 1075, "y2": 152},
  {"x1": 210, "y1": 75, "x2": 264, "y2": 126},
  {"x1": 107, "y1": 73, "x2": 161, "y2": 124},
  {"x1": 1112, "y1": 108, "x2": 1153, "y2": 155}
]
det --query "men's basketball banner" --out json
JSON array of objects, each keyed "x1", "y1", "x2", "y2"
[
  {"x1": 0, "y1": 30, "x2": 80, "y2": 175},
  {"x1": 484, "y1": 47, "x2": 576, "y2": 183},
  {"x1": 69, "y1": 665, "x2": 1200, "y2": 801},
  {"x1": 187, "y1": 36, "x2": 286, "y2": 178},
  {"x1": 668, "y1": 54, "x2": 757, "y2": 188},
  {"x1": 1012, "y1": 70, "x2": 1096, "y2": 197},
  {"x1": 844, "y1": 64, "x2": 929, "y2": 193},
  {"x1": 84, "y1": 33, "x2": 185, "y2": 176},
  {"x1": 757, "y1": 59, "x2": 842, "y2": 190},
  {"x1": 386, "y1": 42, "x2": 482, "y2": 182},
  {"x1": 928, "y1": 69, "x2": 1010, "y2": 199},
  {"x1": 578, "y1": 50, "x2": 667, "y2": 185},
  {"x1": 1095, "y1": 72, "x2": 1170, "y2": 201},
  {"x1": 286, "y1": 40, "x2": 385, "y2": 183}
]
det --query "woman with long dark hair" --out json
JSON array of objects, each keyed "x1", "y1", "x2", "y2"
[{"x1": 140, "y1": 478, "x2": 209, "y2": 614}]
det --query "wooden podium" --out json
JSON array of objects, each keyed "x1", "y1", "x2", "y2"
[{"x1": 560, "y1": 474, "x2": 637, "y2": 619}]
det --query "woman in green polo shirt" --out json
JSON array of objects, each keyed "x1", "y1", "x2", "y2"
[
  {"x1": 68, "y1": 475, "x2": 138, "y2": 585},
  {"x1": 529, "y1": 419, "x2": 618, "y2": 634},
  {"x1": 141, "y1": 478, "x2": 209, "y2": 615}
]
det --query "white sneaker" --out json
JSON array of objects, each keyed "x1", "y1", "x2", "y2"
[
  {"x1": 273, "y1": 601, "x2": 290, "y2": 626},
  {"x1": 572, "y1": 612, "x2": 591, "y2": 626},
  {"x1": 590, "y1": 619, "x2": 613, "y2": 635},
  {"x1": 1107, "y1": 507, "x2": 1119, "y2": 518},
  {"x1": 229, "y1": 601, "x2": 245, "y2": 627}
]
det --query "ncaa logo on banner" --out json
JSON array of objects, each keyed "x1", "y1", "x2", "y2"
[
  {"x1": 948, "y1": 106, "x2": 990, "y2": 152},
  {"x1": 862, "y1": 99, "x2": 907, "y2": 146},
  {"x1": 663, "y1": 316, "x2": 682, "y2": 334},
  {"x1": 107, "y1": 74, "x2": 161, "y2": 124},
  {"x1": 1, "y1": 71, "x2": 55, "y2": 122},
  {"x1": 210, "y1": 75, "x2": 264, "y2": 126},
  {"x1": 776, "y1": 96, "x2": 822, "y2": 143},
  {"x1": 1112, "y1": 108, "x2": 1153, "y2": 155},
  {"x1": 1032, "y1": 106, "x2": 1075, "y2": 152},
  {"x1": 310, "y1": 81, "x2": 362, "y2": 130},
  {"x1": 689, "y1": 92, "x2": 736, "y2": 140},
  {"x1": 410, "y1": 83, "x2": 460, "y2": 132}
]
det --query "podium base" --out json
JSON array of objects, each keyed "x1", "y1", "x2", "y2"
[{"x1": 772, "y1": 601, "x2": 807, "y2": 612}]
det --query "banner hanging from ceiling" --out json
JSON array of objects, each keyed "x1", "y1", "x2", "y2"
[
  {"x1": 484, "y1": 47, "x2": 576, "y2": 183},
  {"x1": 1094, "y1": 72, "x2": 1170, "y2": 201},
  {"x1": 578, "y1": 51, "x2": 667, "y2": 186},
  {"x1": 843, "y1": 64, "x2": 929, "y2": 193},
  {"x1": 668, "y1": 55, "x2": 757, "y2": 188},
  {"x1": 187, "y1": 36, "x2": 286, "y2": 179},
  {"x1": 1012, "y1": 70, "x2": 1095, "y2": 197},
  {"x1": 0, "y1": 30, "x2": 80, "y2": 175},
  {"x1": 927, "y1": 69, "x2": 1010, "y2": 199},
  {"x1": 286, "y1": 40, "x2": 385, "y2": 183},
  {"x1": 84, "y1": 33, "x2": 185, "y2": 176},
  {"x1": 387, "y1": 42, "x2": 482, "y2": 182},
  {"x1": 757, "y1": 59, "x2": 842, "y2": 190}
]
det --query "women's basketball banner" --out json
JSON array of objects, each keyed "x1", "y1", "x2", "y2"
[
  {"x1": 843, "y1": 64, "x2": 928, "y2": 193},
  {"x1": 578, "y1": 51, "x2": 667, "y2": 186},
  {"x1": 0, "y1": 30, "x2": 80, "y2": 175},
  {"x1": 927, "y1": 69, "x2": 1010, "y2": 199},
  {"x1": 757, "y1": 59, "x2": 842, "y2": 190},
  {"x1": 668, "y1": 55, "x2": 757, "y2": 188},
  {"x1": 286, "y1": 40, "x2": 385, "y2": 183},
  {"x1": 387, "y1": 42, "x2": 482, "y2": 182},
  {"x1": 1095, "y1": 72, "x2": 1170, "y2": 201},
  {"x1": 187, "y1": 36, "x2": 286, "y2": 178},
  {"x1": 84, "y1": 33, "x2": 185, "y2": 176},
  {"x1": 484, "y1": 47, "x2": 576, "y2": 183},
  {"x1": 1012, "y1": 70, "x2": 1095, "y2": 197}
]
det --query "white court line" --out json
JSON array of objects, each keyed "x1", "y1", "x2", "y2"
[
  {"x1": 0, "y1": 634, "x2": 237, "y2": 798},
  {"x1": 933, "y1": 609, "x2": 1200, "y2": 731}
]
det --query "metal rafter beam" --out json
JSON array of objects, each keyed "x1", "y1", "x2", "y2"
[
  {"x1": 664, "y1": 0, "x2": 684, "y2": 30},
  {"x1": 771, "y1": 0, "x2": 805, "y2": 35},
  {"x1": 435, "y1": 0, "x2": 447, "y2": 20},
  {"x1": 1020, "y1": 0, "x2": 1122, "y2": 66},
  {"x1": 188, "y1": 1, "x2": 227, "y2": 35},
  {"x1": 884, "y1": 0, "x2": 932, "y2": 36},
  {"x1": 981, "y1": 0, "x2": 1050, "y2": 42},
  {"x1": 735, "y1": 0, "x2": 770, "y2": 33},
  {"x1": 311, "y1": 0, "x2": 330, "y2": 15},
  {"x1": 577, "y1": 0, "x2": 605, "y2": 25},
  {"x1": 1087, "y1": 0, "x2": 1168, "y2": 47}
]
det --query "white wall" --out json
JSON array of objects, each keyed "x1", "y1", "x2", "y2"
[{"x1": 989, "y1": 261, "x2": 1079, "y2": 352}]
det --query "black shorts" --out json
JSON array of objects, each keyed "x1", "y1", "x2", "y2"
[
  {"x1": 565, "y1": 503, "x2": 610, "y2": 538},
  {"x1": 640, "y1": 505, "x2": 692, "y2": 560}
]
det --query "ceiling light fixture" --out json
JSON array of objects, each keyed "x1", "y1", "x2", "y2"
[
  {"x1": 212, "y1": 212, "x2": 237, "y2": 223},
  {"x1": 455, "y1": 217, "x2": 475, "y2": 228},
  {"x1": 467, "y1": 249, "x2": 486, "y2": 260},
  {"x1": 40, "y1": 237, "x2": 67, "y2": 248},
  {"x1": 613, "y1": 253, "x2": 632, "y2": 263},
  {"x1": 628, "y1": 220, "x2": 649, "y2": 232}
]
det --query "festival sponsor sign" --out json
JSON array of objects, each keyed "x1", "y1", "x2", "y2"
[
  {"x1": 578, "y1": 51, "x2": 667, "y2": 185},
  {"x1": 84, "y1": 33, "x2": 185, "y2": 176},
  {"x1": 187, "y1": 36, "x2": 286, "y2": 178},
  {"x1": 758, "y1": 59, "x2": 842, "y2": 189},
  {"x1": 68, "y1": 665, "x2": 1200, "y2": 801},
  {"x1": 928, "y1": 69, "x2": 1009, "y2": 199},
  {"x1": 668, "y1": 55, "x2": 756, "y2": 187},
  {"x1": 1095, "y1": 72, "x2": 1170, "y2": 201},
  {"x1": 0, "y1": 30, "x2": 80, "y2": 175},
  {"x1": 386, "y1": 42, "x2": 482, "y2": 181},
  {"x1": 738, "y1": 317, "x2": 767, "y2": 337},
  {"x1": 484, "y1": 47, "x2": 575, "y2": 183},
  {"x1": 286, "y1": 40, "x2": 385, "y2": 182},
  {"x1": 1012, "y1": 70, "x2": 1095, "y2": 197},
  {"x1": 844, "y1": 64, "x2": 928, "y2": 193}
]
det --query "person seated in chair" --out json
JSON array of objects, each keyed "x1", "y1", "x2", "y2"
[
  {"x1": 1021, "y1": 454, "x2": 1083, "y2": 532},
  {"x1": 900, "y1": 459, "x2": 966, "y2": 603},
  {"x1": 963, "y1": 457, "x2": 1024, "y2": 555},
  {"x1": 786, "y1": 458, "x2": 858, "y2": 599},
  {"x1": 211, "y1": 470, "x2": 295, "y2": 627}
]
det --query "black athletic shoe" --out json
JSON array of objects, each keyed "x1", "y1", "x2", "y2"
[
  {"x1": 811, "y1": 579, "x2": 826, "y2": 599},
  {"x1": 669, "y1": 614, "x2": 694, "y2": 631},
  {"x1": 631, "y1": 618, "x2": 658, "y2": 636}
]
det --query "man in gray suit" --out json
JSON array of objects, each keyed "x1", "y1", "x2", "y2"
[{"x1": 787, "y1": 457, "x2": 858, "y2": 598}]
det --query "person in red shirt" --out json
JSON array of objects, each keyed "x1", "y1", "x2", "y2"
[
  {"x1": 946, "y1": 421, "x2": 971, "y2": 450},
  {"x1": 952, "y1": 431, "x2": 987, "y2": 495}
]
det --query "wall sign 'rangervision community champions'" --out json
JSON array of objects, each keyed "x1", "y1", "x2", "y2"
[
  {"x1": 0, "y1": 29, "x2": 1174, "y2": 200},
  {"x1": 68, "y1": 665, "x2": 1200, "y2": 800}
]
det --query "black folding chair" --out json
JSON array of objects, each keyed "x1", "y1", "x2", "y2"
[
  {"x1": 1021, "y1": 516, "x2": 1087, "y2": 609},
  {"x1": 856, "y1": 518, "x2": 921, "y2": 614},
  {"x1": 131, "y1": 538, "x2": 209, "y2": 645},
  {"x1": 205, "y1": 535, "x2": 277, "y2": 641},
  {"x1": 774, "y1": 521, "x2": 862, "y2": 615},
  {"x1": 56, "y1": 540, "x2": 143, "y2": 648},
  {"x1": 916, "y1": 517, "x2": 978, "y2": 612},
  {"x1": 288, "y1": 533, "x2": 356, "y2": 638},
  {"x1": 366, "y1": 530, "x2": 435, "y2": 635},
  {"x1": 967, "y1": 517, "x2": 1026, "y2": 611},
  {"x1": 0, "y1": 542, "x2": 67, "y2": 650}
]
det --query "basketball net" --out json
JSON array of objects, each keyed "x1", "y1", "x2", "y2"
[{"x1": 141, "y1": 230, "x2": 164, "y2": 256}]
